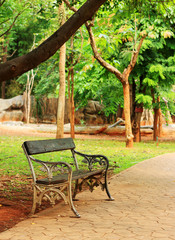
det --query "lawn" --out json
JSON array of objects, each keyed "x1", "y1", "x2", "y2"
[{"x1": 0, "y1": 135, "x2": 175, "y2": 177}]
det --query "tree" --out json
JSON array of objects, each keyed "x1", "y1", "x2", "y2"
[
  {"x1": 24, "y1": 68, "x2": 37, "y2": 123},
  {"x1": 0, "y1": 0, "x2": 59, "y2": 98},
  {"x1": 1, "y1": 36, "x2": 9, "y2": 98},
  {"x1": 89, "y1": 24, "x2": 146, "y2": 147},
  {"x1": 64, "y1": 0, "x2": 146, "y2": 147},
  {"x1": 67, "y1": 28, "x2": 84, "y2": 138},
  {"x1": 130, "y1": 7, "x2": 175, "y2": 142},
  {"x1": 56, "y1": 1, "x2": 66, "y2": 138},
  {"x1": 0, "y1": 0, "x2": 107, "y2": 82},
  {"x1": 23, "y1": 36, "x2": 38, "y2": 123},
  {"x1": 68, "y1": 36, "x2": 76, "y2": 139},
  {"x1": 64, "y1": 0, "x2": 175, "y2": 146},
  {"x1": 0, "y1": 0, "x2": 28, "y2": 98}
]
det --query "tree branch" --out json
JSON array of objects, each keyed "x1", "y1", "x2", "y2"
[
  {"x1": 63, "y1": 0, "x2": 83, "y2": 66},
  {"x1": 85, "y1": 22, "x2": 123, "y2": 82},
  {"x1": 0, "y1": 12, "x2": 21, "y2": 38},
  {"x1": 72, "y1": 27, "x2": 84, "y2": 66},
  {"x1": 131, "y1": 35, "x2": 146, "y2": 68},
  {"x1": 0, "y1": 0, "x2": 107, "y2": 82},
  {"x1": 0, "y1": 0, "x2": 6, "y2": 7},
  {"x1": 63, "y1": 0, "x2": 77, "y2": 12},
  {"x1": 64, "y1": 0, "x2": 123, "y2": 82},
  {"x1": 0, "y1": 5, "x2": 29, "y2": 38},
  {"x1": 123, "y1": 35, "x2": 146, "y2": 79}
]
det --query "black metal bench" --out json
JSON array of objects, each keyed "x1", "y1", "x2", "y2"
[{"x1": 22, "y1": 138, "x2": 114, "y2": 218}]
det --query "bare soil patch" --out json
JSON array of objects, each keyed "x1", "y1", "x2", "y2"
[
  {"x1": 0, "y1": 176, "x2": 33, "y2": 232},
  {"x1": 0, "y1": 176, "x2": 53, "y2": 232}
]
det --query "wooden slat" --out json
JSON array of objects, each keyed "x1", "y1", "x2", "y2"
[
  {"x1": 23, "y1": 138, "x2": 75, "y2": 155},
  {"x1": 72, "y1": 169, "x2": 103, "y2": 180},
  {"x1": 36, "y1": 169, "x2": 104, "y2": 185}
]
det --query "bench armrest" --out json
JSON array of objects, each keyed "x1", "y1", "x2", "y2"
[
  {"x1": 29, "y1": 156, "x2": 72, "y2": 183},
  {"x1": 74, "y1": 150, "x2": 109, "y2": 172}
]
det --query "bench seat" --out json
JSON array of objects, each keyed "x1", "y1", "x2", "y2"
[{"x1": 36, "y1": 169, "x2": 104, "y2": 185}]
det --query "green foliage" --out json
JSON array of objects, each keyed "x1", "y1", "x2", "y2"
[
  {"x1": 142, "y1": 78, "x2": 157, "y2": 88},
  {"x1": 1, "y1": 0, "x2": 175, "y2": 118},
  {"x1": 135, "y1": 93, "x2": 152, "y2": 108},
  {"x1": 158, "y1": 87, "x2": 175, "y2": 116},
  {"x1": 149, "y1": 64, "x2": 166, "y2": 80},
  {"x1": 0, "y1": 0, "x2": 60, "y2": 98},
  {"x1": 74, "y1": 61, "x2": 123, "y2": 116},
  {"x1": 140, "y1": 39, "x2": 154, "y2": 52},
  {"x1": 167, "y1": 89, "x2": 175, "y2": 115},
  {"x1": 5, "y1": 80, "x2": 23, "y2": 98},
  {"x1": 34, "y1": 59, "x2": 59, "y2": 97}
]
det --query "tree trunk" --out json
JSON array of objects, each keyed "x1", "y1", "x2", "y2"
[
  {"x1": 68, "y1": 68, "x2": 75, "y2": 138},
  {"x1": 26, "y1": 73, "x2": 30, "y2": 124},
  {"x1": 56, "y1": 1, "x2": 66, "y2": 139},
  {"x1": 116, "y1": 104, "x2": 123, "y2": 119},
  {"x1": 123, "y1": 81, "x2": 133, "y2": 148},
  {"x1": 132, "y1": 108, "x2": 143, "y2": 142},
  {"x1": 67, "y1": 33, "x2": 75, "y2": 139},
  {"x1": 153, "y1": 96, "x2": 164, "y2": 141},
  {"x1": 131, "y1": 79, "x2": 143, "y2": 142},
  {"x1": 153, "y1": 108, "x2": 159, "y2": 141},
  {"x1": 1, "y1": 38, "x2": 8, "y2": 98},
  {"x1": 70, "y1": 68, "x2": 75, "y2": 138},
  {"x1": 130, "y1": 82, "x2": 140, "y2": 142},
  {"x1": 1, "y1": 81, "x2": 5, "y2": 99},
  {"x1": 158, "y1": 108, "x2": 163, "y2": 137},
  {"x1": 25, "y1": 69, "x2": 35, "y2": 124},
  {"x1": 25, "y1": 37, "x2": 37, "y2": 124}
]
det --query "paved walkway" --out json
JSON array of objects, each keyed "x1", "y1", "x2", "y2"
[{"x1": 1, "y1": 152, "x2": 175, "y2": 240}]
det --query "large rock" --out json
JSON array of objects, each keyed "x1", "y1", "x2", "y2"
[
  {"x1": 83, "y1": 100, "x2": 105, "y2": 124},
  {"x1": 0, "y1": 96, "x2": 23, "y2": 112},
  {"x1": 75, "y1": 108, "x2": 85, "y2": 124},
  {"x1": 0, "y1": 110, "x2": 24, "y2": 122},
  {"x1": 84, "y1": 100, "x2": 104, "y2": 114},
  {"x1": 84, "y1": 113, "x2": 104, "y2": 125},
  {"x1": 0, "y1": 96, "x2": 24, "y2": 122}
]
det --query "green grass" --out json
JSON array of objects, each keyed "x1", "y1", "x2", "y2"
[{"x1": 0, "y1": 135, "x2": 175, "y2": 177}]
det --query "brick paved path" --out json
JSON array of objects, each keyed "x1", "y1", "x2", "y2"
[{"x1": 1, "y1": 152, "x2": 175, "y2": 240}]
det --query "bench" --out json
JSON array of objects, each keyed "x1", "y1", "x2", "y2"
[{"x1": 22, "y1": 138, "x2": 114, "y2": 218}]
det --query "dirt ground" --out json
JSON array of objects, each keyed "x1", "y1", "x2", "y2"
[{"x1": 0, "y1": 123, "x2": 175, "y2": 233}]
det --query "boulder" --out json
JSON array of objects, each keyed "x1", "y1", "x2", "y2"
[
  {"x1": 84, "y1": 113, "x2": 104, "y2": 125},
  {"x1": 84, "y1": 100, "x2": 104, "y2": 114},
  {"x1": 0, "y1": 96, "x2": 24, "y2": 122},
  {"x1": 0, "y1": 110, "x2": 24, "y2": 122},
  {"x1": 75, "y1": 108, "x2": 85, "y2": 124},
  {"x1": 0, "y1": 96, "x2": 23, "y2": 112},
  {"x1": 84, "y1": 101, "x2": 97, "y2": 114},
  {"x1": 83, "y1": 100, "x2": 105, "y2": 124}
]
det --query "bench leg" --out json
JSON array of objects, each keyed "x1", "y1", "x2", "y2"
[
  {"x1": 67, "y1": 182, "x2": 81, "y2": 218},
  {"x1": 30, "y1": 185, "x2": 37, "y2": 215},
  {"x1": 30, "y1": 184, "x2": 70, "y2": 216},
  {"x1": 72, "y1": 179, "x2": 79, "y2": 200},
  {"x1": 104, "y1": 173, "x2": 114, "y2": 201}
]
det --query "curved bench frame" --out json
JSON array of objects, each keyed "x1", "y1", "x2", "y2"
[{"x1": 22, "y1": 138, "x2": 114, "y2": 218}]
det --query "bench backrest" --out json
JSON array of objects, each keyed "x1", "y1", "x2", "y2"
[{"x1": 23, "y1": 138, "x2": 75, "y2": 155}]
